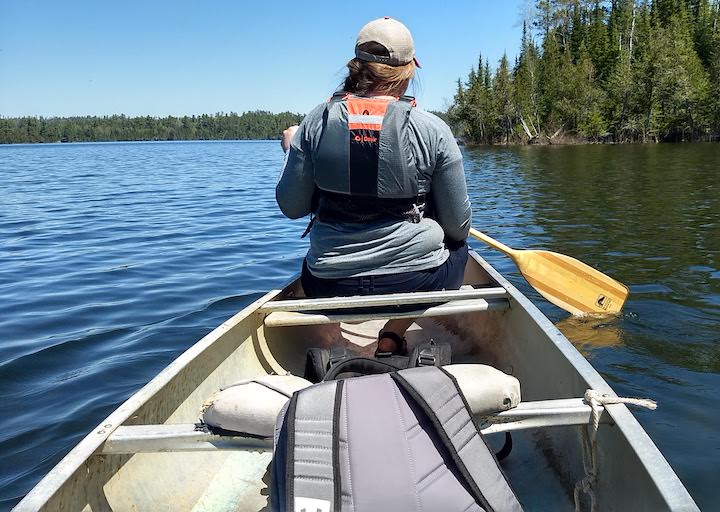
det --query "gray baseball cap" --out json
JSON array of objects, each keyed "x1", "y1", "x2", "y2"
[{"x1": 355, "y1": 17, "x2": 421, "y2": 67}]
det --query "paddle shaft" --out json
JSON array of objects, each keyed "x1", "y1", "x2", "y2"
[{"x1": 468, "y1": 228, "x2": 515, "y2": 257}]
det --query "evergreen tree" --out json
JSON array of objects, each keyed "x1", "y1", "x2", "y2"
[
  {"x1": 447, "y1": 0, "x2": 718, "y2": 143},
  {"x1": 653, "y1": 2, "x2": 711, "y2": 139},
  {"x1": 586, "y1": 1, "x2": 612, "y2": 83},
  {"x1": 514, "y1": 24, "x2": 543, "y2": 139},
  {"x1": 493, "y1": 54, "x2": 515, "y2": 143},
  {"x1": 575, "y1": 42, "x2": 608, "y2": 138},
  {"x1": 708, "y1": 1, "x2": 720, "y2": 132}
]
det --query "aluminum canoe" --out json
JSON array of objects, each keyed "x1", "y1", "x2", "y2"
[{"x1": 13, "y1": 252, "x2": 699, "y2": 511}]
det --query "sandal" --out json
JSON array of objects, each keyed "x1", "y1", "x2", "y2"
[{"x1": 374, "y1": 331, "x2": 408, "y2": 357}]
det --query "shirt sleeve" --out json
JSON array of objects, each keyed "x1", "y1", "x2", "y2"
[
  {"x1": 275, "y1": 116, "x2": 317, "y2": 219},
  {"x1": 430, "y1": 124, "x2": 472, "y2": 241}
]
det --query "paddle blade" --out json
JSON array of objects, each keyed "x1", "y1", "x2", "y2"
[{"x1": 511, "y1": 250, "x2": 629, "y2": 315}]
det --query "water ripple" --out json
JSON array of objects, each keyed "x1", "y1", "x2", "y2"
[{"x1": 0, "y1": 141, "x2": 718, "y2": 510}]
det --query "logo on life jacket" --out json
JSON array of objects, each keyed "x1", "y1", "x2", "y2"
[{"x1": 353, "y1": 134, "x2": 378, "y2": 143}]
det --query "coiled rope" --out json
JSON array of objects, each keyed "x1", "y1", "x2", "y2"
[{"x1": 573, "y1": 389, "x2": 658, "y2": 512}]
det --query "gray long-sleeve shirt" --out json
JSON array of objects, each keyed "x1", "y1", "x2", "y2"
[{"x1": 277, "y1": 100, "x2": 471, "y2": 278}]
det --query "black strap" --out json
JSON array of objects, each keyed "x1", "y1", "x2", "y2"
[
  {"x1": 410, "y1": 340, "x2": 453, "y2": 368},
  {"x1": 305, "y1": 347, "x2": 364, "y2": 382},
  {"x1": 300, "y1": 214, "x2": 316, "y2": 238},
  {"x1": 332, "y1": 380, "x2": 344, "y2": 512},
  {"x1": 330, "y1": 92, "x2": 414, "y2": 103},
  {"x1": 323, "y1": 356, "x2": 408, "y2": 381},
  {"x1": 416, "y1": 348, "x2": 436, "y2": 366},
  {"x1": 495, "y1": 432, "x2": 513, "y2": 461},
  {"x1": 329, "y1": 347, "x2": 350, "y2": 367},
  {"x1": 284, "y1": 392, "x2": 299, "y2": 511},
  {"x1": 304, "y1": 348, "x2": 331, "y2": 383},
  {"x1": 315, "y1": 191, "x2": 426, "y2": 224}
]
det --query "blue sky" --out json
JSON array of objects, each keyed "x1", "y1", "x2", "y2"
[{"x1": 0, "y1": 1, "x2": 527, "y2": 117}]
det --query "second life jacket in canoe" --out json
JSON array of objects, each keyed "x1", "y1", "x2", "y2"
[
  {"x1": 311, "y1": 93, "x2": 430, "y2": 224},
  {"x1": 270, "y1": 366, "x2": 523, "y2": 512}
]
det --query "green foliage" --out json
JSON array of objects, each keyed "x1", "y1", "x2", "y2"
[
  {"x1": 0, "y1": 111, "x2": 304, "y2": 144},
  {"x1": 493, "y1": 54, "x2": 515, "y2": 142},
  {"x1": 449, "y1": 0, "x2": 719, "y2": 143},
  {"x1": 709, "y1": 9, "x2": 720, "y2": 132},
  {"x1": 514, "y1": 24, "x2": 543, "y2": 138}
]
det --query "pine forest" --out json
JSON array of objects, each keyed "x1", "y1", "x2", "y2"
[
  {"x1": 449, "y1": 0, "x2": 720, "y2": 144},
  {"x1": 0, "y1": 111, "x2": 303, "y2": 145}
]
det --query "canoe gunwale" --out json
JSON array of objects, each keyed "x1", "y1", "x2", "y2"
[{"x1": 471, "y1": 251, "x2": 699, "y2": 510}]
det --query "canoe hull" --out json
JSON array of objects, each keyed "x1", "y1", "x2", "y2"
[{"x1": 13, "y1": 253, "x2": 698, "y2": 511}]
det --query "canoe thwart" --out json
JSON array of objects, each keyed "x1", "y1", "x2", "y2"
[
  {"x1": 100, "y1": 398, "x2": 607, "y2": 455},
  {"x1": 263, "y1": 298, "x2": 510, "y2": 327},
  {"x1": 478, "y1": 398, "x2": 611, "y2": 434},
  {"x1": 260, "y1": 287, "x2": 508, "y2": 312},
  {"x1": 101, "y1": 424, "x2": 274, "y2": 454}
]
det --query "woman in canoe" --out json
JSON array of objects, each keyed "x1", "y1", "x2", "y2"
[{"x1": 277, "y1": 17, "x2": 471, "y2": 356}]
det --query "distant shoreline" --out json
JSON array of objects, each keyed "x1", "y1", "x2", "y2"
[
  {"x1": 0, "y1": 111, "x2": 303, "y2": 145},
  {"x1": 0, "y1": 138, "x2": 282, "y2": 146},
  {"x1": 459, "y1": 134, "x2": 720, "y2": 146},
  {"x1": 3, "y1": 111, "x2": 718, "y2": 145},
  {"x1": 4, "y1": 135, "x2": 719, "y2": 146}
]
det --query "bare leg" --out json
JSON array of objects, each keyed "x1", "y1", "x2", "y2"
[{"x1": 377, "y1": 317, "x2": 416, "y2": 353}]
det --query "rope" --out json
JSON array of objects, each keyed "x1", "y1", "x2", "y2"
[{"x1": 573, "y1": 390, "x2": 657, "y2": 512}]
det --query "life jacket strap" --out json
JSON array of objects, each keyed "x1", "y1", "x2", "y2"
[
  {"x1": 313, "y1": 190, "x2": 428, "y2": 225},
  {"x1": 326, "y1": 92, "x2": 415, "y2": 104},
  {"x1": 300, "y1": 213, "x2": 316, "y2": 239}
]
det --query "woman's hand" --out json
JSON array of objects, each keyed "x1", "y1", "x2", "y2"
[{"x1": 281, "y1": 125, "x2": 299, "y2": 153}]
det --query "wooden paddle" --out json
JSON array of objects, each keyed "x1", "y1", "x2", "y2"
[{"x1": 469, "y1": 227, "x2": 628, "y2": 315}]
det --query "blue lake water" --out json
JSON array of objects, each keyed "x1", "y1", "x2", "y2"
[{"x1": 1, "y1": 140, "x2": 718, "y2": 509}]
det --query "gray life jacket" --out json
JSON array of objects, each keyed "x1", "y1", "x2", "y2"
[
  {"x1": 270, "y1": 366, "x2": 523, "y2": 512},
  {"x1": 311, "y1": 93, "x2": 431, "y2": 224}
]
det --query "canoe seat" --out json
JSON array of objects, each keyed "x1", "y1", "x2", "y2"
[{"x1": 260, "y1": 287, "x2": 510, "y2": 327}]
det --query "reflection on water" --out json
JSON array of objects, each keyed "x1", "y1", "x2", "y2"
[
  {"x1": 466, "y1": 144, "x2": 720, "y2": 372},
  {"x1": 555, "y1": 314, "x2": 626, "y2": 355},
  {"x1": 0, "y1": 141, "x2": 718, "y2": 509}
]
